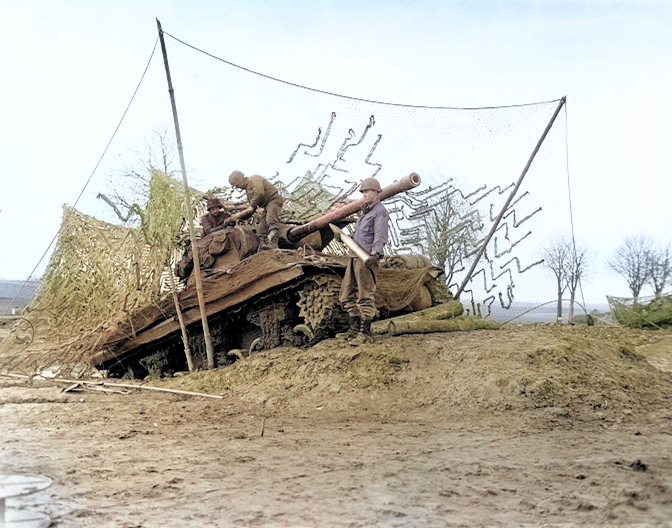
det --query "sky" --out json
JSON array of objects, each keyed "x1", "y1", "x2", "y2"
[{"x1": 1, "y1": 0, "x2": 671, "y2": 306}]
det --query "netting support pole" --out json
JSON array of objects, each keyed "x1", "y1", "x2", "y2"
[
  {"x1": 156, "y1": 18, "x2": 215, "y2": 369},
  {"x1": 454, "y1": 96, "x2": 567, "y2": 300},
  {"x1": 168, "y1": 270, "x2": 194, "y2": 372}
]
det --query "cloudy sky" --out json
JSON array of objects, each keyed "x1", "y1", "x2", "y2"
[{"x1": 1, "y1": 0, "x2": 671, "y2": 305}]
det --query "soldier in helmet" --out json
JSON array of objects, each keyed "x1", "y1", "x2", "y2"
[
  {"x1": 200, "y1": 196, "x2": 230, "y2": 236},
  {"x1": 338, "y1": 177, "x2": 389, "y2": 341},
  {"x1": 227, "y1": 170, "x2": 284, "y2": 249}
]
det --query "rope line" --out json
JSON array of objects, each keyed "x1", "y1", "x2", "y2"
[
  {"x1": 563, "y1": 101, "x2": 589, "y2": 314},
  {"x1": 163, "y1": 31, "x2": 563, "y2": 111},
  {"x1": 1, "y1": 38, "x2": 160, "y2": 317}
]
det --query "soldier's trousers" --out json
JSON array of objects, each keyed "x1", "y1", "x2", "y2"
[
  {"x1": 339, "y1": 257, "x2": 379, "y2": 322},
  {"x1": 259, "y1": 198, "x2": 284, "y2": 235}
]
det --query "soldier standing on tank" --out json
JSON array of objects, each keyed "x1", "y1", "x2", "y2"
[
  {"x1": 200, "y1": 196, "x2": 230, "y2": 236},
  {"x1": 226, "y1": 170, "x2": 284, "y2": 249},
  {"x1": 338, "y1": 177, "x2": 389, "y2": 341}
]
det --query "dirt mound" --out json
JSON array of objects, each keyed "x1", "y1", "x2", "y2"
[
  {"x1": 155, "y1": 325, "x2": 672, "y2": 425},
  {"x1": 3, "y1": 324, "x2": 672, "y2": 527}
]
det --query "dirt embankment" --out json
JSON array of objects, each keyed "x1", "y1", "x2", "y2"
[
  {"x1": 156, "y1": 325, "x2": 672, "y2": 422},
  {"x1": 2, "y1": 325, "x2": 672, "y2": 527}
]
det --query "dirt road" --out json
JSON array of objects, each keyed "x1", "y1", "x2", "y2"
[{"x1": 2, "y1": 325, "x2": 671, "y2": 527}]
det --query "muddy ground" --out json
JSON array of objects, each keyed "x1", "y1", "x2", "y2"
[{"x1": 1, "y1": 324, "x2": 672, "y2": 527}]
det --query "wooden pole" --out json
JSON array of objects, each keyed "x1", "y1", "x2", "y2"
[
  {"x1": 156, "y1": 18, "x2": 215, "y2": 368},
  {"x1": 1, "y1": 373, "x2": 224, "y2": 399},
  {"x1": 168, "y1": 268, "x2": 194, "y2": 372},
  {"x1": 455, "y1": 97, "x2": 567, "y2": 300}
]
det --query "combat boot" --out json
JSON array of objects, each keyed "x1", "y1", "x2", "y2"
[
  {"x1": 336, "y1": 315, "x2": 361, "y2": 340},
  {"x1": 351, "y1": 319, "x2": 374, "y2": 345},
  {"x1": 266, "y1": 228, "x2": 278, "y2": 249},
  {"x1": 260, "y1": 228, "x2": 278, "y2": 250},
  {"x1": 360, "y1": 319, "x2": 374, "y2": 343}
]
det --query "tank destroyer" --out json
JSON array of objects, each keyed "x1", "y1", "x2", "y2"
[{"x1": 91, "y1": 173, "x2": 451, "y2": 378}]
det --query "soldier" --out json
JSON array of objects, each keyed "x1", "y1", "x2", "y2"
[
  {"x1": 200, "y1": 196, "x2": 230, "y2": 236},
  {"x1": 227, "y1": 170, "x2": 284, "y2": 249},
  {"x1": 338, "y1": 177, "x2": 389, "y2": 341}
]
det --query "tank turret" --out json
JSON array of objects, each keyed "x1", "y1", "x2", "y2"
[{"x1": 176, "y1": 173, "x2": 422, "y2": 281}]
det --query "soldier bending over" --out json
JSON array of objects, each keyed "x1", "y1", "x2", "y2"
[{"x1": 227, "y1": 170, "x2": 284, "y2": 249}]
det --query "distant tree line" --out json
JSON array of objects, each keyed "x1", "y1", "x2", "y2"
[
  {"x1": 542, "y1": 234, "x2": 671, "y2": 321},
  {"x1": 607, "y1": 235, "x2": 672, "y2": 304}
]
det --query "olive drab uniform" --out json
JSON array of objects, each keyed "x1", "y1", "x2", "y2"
[
  {"x1": 243, "y1": 174, "x2": 284, "y2": 236},
  {"x1": 200, "y1": 197, "x2": 230, "y2": 236},
  {"x1": 338, "y1": 199, "x2": 389, "y2": 331}
]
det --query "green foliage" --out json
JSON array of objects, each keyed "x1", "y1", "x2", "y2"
[
  {"x1": 143, "y1": 169, "x2": 185, "y2": 252},
  {"x1": 611, "y1": 295, "x2": 672, "y2": 328}
]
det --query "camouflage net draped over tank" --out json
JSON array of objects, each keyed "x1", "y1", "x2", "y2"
[
  {"x1": 0, "y1": 170, "x2": 360, "y2": 376},
  {"x1": 377, "y1": 255, "x2": 452, "y2": 314},
  {"x1": 0, "y1": 170, "x2": 188, "y2": 375}
]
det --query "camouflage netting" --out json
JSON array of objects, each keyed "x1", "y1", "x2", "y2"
[
  {"x1": 376, "y1": 255, "x2": 452, "y2": 313},
  {"x1": 0, "y1": 169, "x2": 364, "y2": 376},
  {"x1": 0, "y1": 170, "x2": 189, "y2": 375},
  {"x1": 608, "y1": 292, "x2": 672, "y2": 328},
  {"x1": 1, "y1": 30, "x2": 579, "y2": 375}
]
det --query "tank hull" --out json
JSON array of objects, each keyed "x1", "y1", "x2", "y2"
[
  {"x1": 90, "y1": 172, "x2": 453, "y2": 377},
  {"x1": 92, "y1": 249, "x2": 450, "y2": 377}
]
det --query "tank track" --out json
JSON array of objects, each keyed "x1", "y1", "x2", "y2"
[
  {"x1": 296, "y1": 274, "x2": 344, "y2": 339},
  {"x1": 203, "y1": 271, "x2": 346, "y2": 360},
  {"x1": 110, "y1": 270, "x2": 347, "y2": 378}
]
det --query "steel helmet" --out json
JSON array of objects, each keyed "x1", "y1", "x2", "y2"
[
  {"x1": 206, "y1": 196, "x2": 223, "y2": 210},
  {"x1": 229, "y1": 170, "x2": 245, "y2": 187},
  {"x1": 359, "y1": 178, "x2": 382, "y2": 193}
]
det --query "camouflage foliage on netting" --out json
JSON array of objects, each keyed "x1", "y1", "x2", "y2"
[
  {"x1": 608, "y1": 292, "x2": 672, "y2": 328},
  {"x1": 32, "y1": 207, "x2": 153, "y2": 336},
  {"x1": 32, "y1": 170, "x2": 187, "y2": 336}
]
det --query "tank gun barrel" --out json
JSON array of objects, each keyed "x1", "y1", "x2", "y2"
[{"x1": 286, "y1": 172, "x2": 421, "y2": 243}]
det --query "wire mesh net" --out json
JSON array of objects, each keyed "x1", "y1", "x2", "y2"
[
  {"x1": 1, "y1": 30, "x2": 574, "y2": 374},
  {"x1": 143, "y1": 32, "x2": 571, "y2": 319}
]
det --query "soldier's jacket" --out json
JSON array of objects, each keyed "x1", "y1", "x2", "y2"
[
  {"x1": 200, "y1": 211, "x2": 229, "y2": 235},
  {"x1": 244, "y1": 175, "x2": 282, "y2": 209},
  {"x1": 352, "y1": 200, "x2": 389, "y2": 256}
]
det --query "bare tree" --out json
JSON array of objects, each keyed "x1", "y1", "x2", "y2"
[
  {"x1": 102, "y1": 128, "x2": 179, "y2": 224},
  {"x1": 418, "y1": 189, "x2": 484, "y2": 287},
  {"x1": 565, "y1": 242, "x2": 590, "y2": 321},
  {"x1": 542, "y1": 239, "x2": 570, "y2": 321},
  {"x1": 648, "y1": 244, "x2": 672, "y2": 297},
  {"x1": 607, "y1": 235, "x2": 653, "y2": 304}
]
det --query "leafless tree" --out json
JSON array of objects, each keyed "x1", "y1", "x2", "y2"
[
  {"x1": 542, "y1": 239, "x2": 570, "y2": 321},
  {"x1": 565, "y1": 242, "x2": 590, "y2": 321},
  {"x1": 607, "y1": 235, "x2": 653, "y2": 304},
  {"x1": 648, "y1": 244, "x2": 672, "y2": 297},
  {"x1": 417, "y1": 189, "x2": 484, "y2": 287},
  {"x1": 542, "y1": 238, "x2": 591, "y2": 322},
  {"x1": 102, "y1": 128, "x2": 179, "y2": 223}
]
